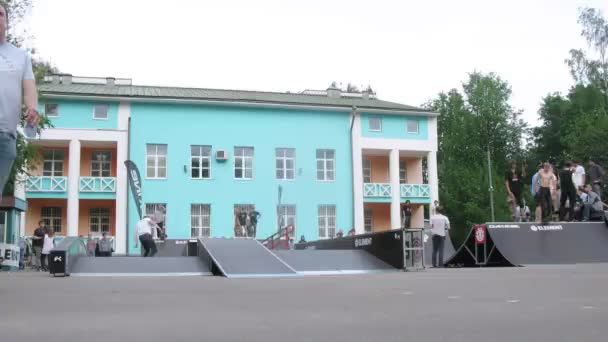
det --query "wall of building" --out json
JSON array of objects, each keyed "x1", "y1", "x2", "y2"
[
  {"x1": 127, "y1": 103, "x2": 354, "y2": 253},
  {"x1": 360, "y1": 113, "x2": 429, "y2": 140},
  {"x1": 77, "y1": 199, "x2": 117, "y2": 236},
  {"x1": 368, "y1": 156, "x2": 389, "y2": 183},
  {"x1": 24, "y1": 198, "x2": 67, "y2": 235},
  {"x1": 364, "y1": 203, "x2": 391, "y2": 232},
  {"x1": 405, "y1": 158, "x2": 423, "y2": 184},
  {"x1": 39, "y1": 100, "x2": 119, "y2": 130}
]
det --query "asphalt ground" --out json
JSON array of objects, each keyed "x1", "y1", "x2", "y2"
[{"x1": 1, "y1": 264, "x2": 607, "y2": 342}]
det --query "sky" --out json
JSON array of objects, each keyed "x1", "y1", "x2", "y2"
[{"x1": 21, "y1": 0, "x2": 608, "y2": 126}]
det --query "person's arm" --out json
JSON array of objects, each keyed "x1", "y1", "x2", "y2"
[
  {"x1": 505, "y1": 180, "x2": 512, "y2": 196},
  {"x1": 445, "y1": 217, "x2": 450, "y2": 230},
  {"x1": 134, "y1": 231, "x2": 139, "y2": 248},
  {"x1": 22, "y1": 55, "x2": 39, "y2": 124}
]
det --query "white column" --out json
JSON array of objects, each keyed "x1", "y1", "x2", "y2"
[
  {"x1": 114, "y1": 134, "x2": 128, "y2": 254},
  {"x1": 351, "y1": 112, "x2": 365, "y2": 234},
  {"x1": 427, "y1": 151, "x2": 439, "y2": 205},
  {"x1": 67, "y1": 139, "x2": 81, "y2": 236},
  {"x1": 389, "y1": 148, "x2": 401, "y2": 230}
]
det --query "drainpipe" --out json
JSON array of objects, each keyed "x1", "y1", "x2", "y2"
[
  {"x1": 349, "y1": 106, "x2": 357, "y2": 234},
  {"x1": 126, "y1": 117, "x2": 131, "y2": 254}
]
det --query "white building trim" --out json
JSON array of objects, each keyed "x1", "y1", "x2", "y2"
[
  {"x1": 351, "y1": 112, "x2": 365, "y2": 234},
  {"x1": 389, "y1": 149, "x2": 401, "y2": 230}
]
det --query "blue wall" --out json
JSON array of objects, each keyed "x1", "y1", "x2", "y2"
[
  {"x1": 361, "y1": 113, "x2": 428, "y2": 140},
  {"x1": 39, "y1": 100, "x2": 118, "y2": 130},
  {"x1": 127, "y1": 104, "x2": 354, "y2": 254}
]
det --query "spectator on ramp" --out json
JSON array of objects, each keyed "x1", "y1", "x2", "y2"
[
  {"x1": 582, "y1": 185, "x2": 605, "y2": 221},
  {"x1": 573, "y1": 161, "x2": 586, "y2": 189},
  {"x1": 559, "y1": 161, "x2": 577, "y2": 221},
  {"x1": 536, "y1": 162, "x2": 556, "y2": 223},
  {"x1": 531, "y1": 163, "x2": 542, "y2": 222},
  {"x1": 505, "y1": 160, "x2": 526, "y2": 220},
  {"x1": 588, "y1": 160, "x2": 604, "y2": 197},
  {"x1": 430, "y1": 206, "x2": 450, "y2": 268}
]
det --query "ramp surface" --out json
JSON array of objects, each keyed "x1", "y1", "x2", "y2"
[
  {"x1": 274, "y1": 250, "x2": 396, "y2": 275},
  {"x1": 487, "y1": 222, "x2": 608, "y2": 265},
  {"x1": 423, "y1": 229, "x2": 456, "y2": 266},
  {"x1": 199, "y1": 238, "x2": 297, "y2": 277},
  {"x1": 70, "y1": 256, "x2": 212, "y2": 276}
]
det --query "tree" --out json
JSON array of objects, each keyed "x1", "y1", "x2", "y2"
[{"x1": 1, "y1": 0, "x2": 55, "y2": 196}]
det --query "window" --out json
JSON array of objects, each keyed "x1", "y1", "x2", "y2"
[
  {"x1": 234, "y1": 147, "x2": 254, "y2": 179},
  {"x1": 318, "y1": 205, "x2": 336, "y2": 239},
  {"x1": 191, "y1": 204, "x2": 211, "y2": 237},
  {"x1": 400, "y1": 160, "x2": 408, "y2": 184},
  {"x1": 45, "y1": 104, "x2": 59, "y2": 117},
  {"x1": 364, "y1": 208, "x2": 373, "y2": 233},
  {"x1": 277, "y1": 205, "x2": 296, "y2": 238},
  {"x1": 93, "y1": 104, "x2": 109, "y2": 119},
  {"x1": 41, "y1": 207, "x2": 62, "y2": 233},
  {"x1": 363, "y1": 158, "x2": 371, "y2": 183},
  {"x1": 42, "y1": 149, "x2": 64, "y2": 177},
  {"x1": 316, "y1": 149, "x2": 335, "y2": 181},
  {"x1": 369, "y1": 117, "x2": 382, "y2": 131},
  {"x1": 191, "y1": 145, "x2": 211, "y2": 179},
  {"x1": 276, "y1": 148, "x2": 295, "y2": 180},
  {"x1": 89, "y1": 208, "x2": 110, "y2": 233},
  {"x1": 145, "y1": 203, "x2": 166, "y2": 238},
  {"x1": 91, "y1": 151, "x2": 111, "y2": 177},
  {"x1": 406, "y1": 119, "x2": 419, "y2": 134},
  {"x1": 146, "y1": 144, "x2": 167, "y2": 178}
]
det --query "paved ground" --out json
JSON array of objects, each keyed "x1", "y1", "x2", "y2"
[{"x1": 1, "y1": 265, "x2": 607, "y2": 342}]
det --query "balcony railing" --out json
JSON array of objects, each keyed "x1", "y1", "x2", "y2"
[
  {"x1": 363, "y1": 183, "x2": 392, "y2": 197},
  {"x1": 80, "y1": 177, "x2": 116, "y2": 192},
  {"x1": 26, "y1": 176, "x2": 68, "y2": 192},
  {"x1": 400, "y1": 184, "x2": 430, "y2": 198}
]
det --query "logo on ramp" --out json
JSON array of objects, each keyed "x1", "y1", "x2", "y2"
[
  {"x1": 488, "y1": 224, "x2": 520, "y2": 229},
  {"x1": 530, "y1": 225, "x2": 563, "y2": 231},
  {"x1": 354, "y1": 237, "x2": 372, "y2": 247}
]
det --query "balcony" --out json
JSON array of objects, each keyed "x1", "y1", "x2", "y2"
[
  {"x1": 80, "y1": 177, "x2": 116, "y2": 199},
  {"x1": 363, "y1": 183, "x2": 431, "y2": 203},
  {"x1": 400, "y1": 184, "x2": 431, "y2": 202},
  {"x1": 25, "y1": 176, "x2": 68, "y2": 198},
  {"x1": 363, "y1": 183, "x2": 392, "y2": 202}
]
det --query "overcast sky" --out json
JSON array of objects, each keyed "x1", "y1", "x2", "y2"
[{"x1": 24, "y1": 0, "x2": 608, "y2": 126}]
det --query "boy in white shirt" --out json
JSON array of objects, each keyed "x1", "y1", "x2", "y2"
[{"x1": 430, "y1": 206, "x2": 450, "y2": 267}]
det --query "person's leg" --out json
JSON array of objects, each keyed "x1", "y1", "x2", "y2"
[
  {"x1": 34, "y1": 246, "x2": 43, "y2": 270},
  {"x1": 438, "y1": 236, "x2": 445, "y2": 267},
  {"x1": 593, "y1": 183, "x2": 602, "y2": 197},
  {"x1": 542, "y1": 188, "x2": 552, "y2": 222},
  {"x1": 139, "y1": 236, "x2": 149, "y2": 257},
  {"x1": 149, "y1": 239, "x2": 158, "y2": 257},
  {"x1": 40, "y1": 254, "x2": 46, "y2": 271},
  {"x1": 559, "y1": 190, "x2": 568, "y2": 221},
  {"x1": 0, "y1": 133, "x2": 17, "y2": 201},
  {"x1": 405, "y1": 216, "x2": 411, "y2": 229},
  {"x1": 432, "y1": 235, "x2": 440, "y2": 267},
  {"x1": 583, "y1": 204, "x2": 592, "y2": 221},
  {"x1": 567, "y1": 191, "x2": 576, "y2": 221}
]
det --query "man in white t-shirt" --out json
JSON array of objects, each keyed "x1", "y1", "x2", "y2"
[
  {"x1": 134, "y1": 216, "x2": 158, "y2": 257},
  {"x1": 430, "y1": 206, "x2": 450, "y2": 267},
  {"x1": 573, "y1": 161, "x2": 586, "y2": 189}
]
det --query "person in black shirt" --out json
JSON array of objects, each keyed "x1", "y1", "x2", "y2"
[
  {"x1": 402, "y1": 200, "x2": 412, "y2": 228},
  {"x1": 248, "y1": 209, "x2": 261, "y2": 238},
  {"x1": 559, "y1": 162, "x2": 577, "y2": 221},
  {"x1": 237, "y1": 209, "x2": 248, "y2": 237},
  {"x1": 31, "y1": 221, "x2": 46, "y2": 271},
  {"x1": 505, "y1": 161, "x2": 526, "y2": 219}
]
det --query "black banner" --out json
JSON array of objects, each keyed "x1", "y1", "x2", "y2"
[{"x1": 124, "y1": 160, "x2": 143, "y2": 220}]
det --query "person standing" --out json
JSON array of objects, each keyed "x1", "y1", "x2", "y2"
[
  {"x1": 505, "y1": 161, "x2": 526, "y2": 220},
  {"x1": 134, "y1": 217, "x2": 157, "y2": 257},
  {"x1": 86, "y1": 233, "x2": 97, "y2": 257},
  {"x1": 536, "y1": 162, "x2": 556, "y2": 223},
  {"x1": 98, "y1": 232, "x2": 113, "y2": 257},
  {"x1": 573, "y1": 161, "x2": 586, "y2": 189},
  {"x1": 402, "y1": 200, "x2": 412, "y2": 228},
  {"x1": 531, "y1": 164, "x2": 542, "y2": 222},
  {"x1": 559, "y1": 162, "x2": 577, "y2": 221},
  {"x1": 430, "y1": 206, "x2": 450, "y2": 268},
  {"x1": 248, "y1": 209, "x2": 261, "y2": 238},
  {"x1": 31, "y1": 221, "x2": 46, "y2": 271},
  {"x1": 0, "y1": 3, "x2": 39, "y2": 197},
  {"x1": 588, "y1": 160, "x2": 605, "y2": 197},
  {"x1": 41, "y1": 230, "x2": 55, "y2": 272},
  {"x1": 237, "y1": 208, "x2": 248, "y2": 237}
]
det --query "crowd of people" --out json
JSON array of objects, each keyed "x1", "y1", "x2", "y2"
[{"x1": 506, "y1": 159, "x2": 607, "y2": 223}]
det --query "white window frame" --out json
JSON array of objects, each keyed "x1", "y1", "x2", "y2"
[
  {"x1": 191, "y1": 145, "x2": 211, "y2": 179},
  {"x1": 406, "y1": 119, "x2": 419, "y2": 134},
  {"x1": 318, "y1": 205, "x2": 336, "y2": 239},
  {"x1": 234, "y1": 147, "x2": 254, "y2": 180},
  {"x1": 93, "y1": 104, "x2": 109, "y2": 120},
  {"x1": 400, "y1": 159, "x2": 408, "y2": 184},
  {"x1": 363, "y1": 158, "x2": 372, "y2": 183},
  {"x1": 145, "y1": 203, "x2": 166, "y2": 239},
  {"x1": 191, "y1": 204, "x2": 211, "y2": 237},
  {"x1": 316, "y1": 149, "x2": 335, "y2": 182},
  {"x1": 42, "y1": 149, "x2": 64, "y2": 177},
  {"x1": 276, "y1": 148, "x2": 295, "y2": 180},
  {"x1": 41, "y1": 207, "x2": 62, "y2": 233},
  {"x1": 89, "y1": 208, "x2": 111, "y2": 233},
  {"x1": 45, "y1": 103, "x2": 59, "y2": 117},
  {"x1": 146, "y1": 144, "x2": 167, "y2": 179},
  {"x1": 369, "y1": 117, "x2": 382, "y2": 132},
  {"x1": 91, "y1": 151, "x2": 112, "y2": 177},
  {"x1": 364, "y1": 208, "x2": 373, "y2": 233},
  {"x1": 277, "y1": 205, "x2": 296, "y2": 238}
]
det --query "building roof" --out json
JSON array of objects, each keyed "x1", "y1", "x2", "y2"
[{"x1": 39, "y1": 79, "x2": 435, "y2": 114}]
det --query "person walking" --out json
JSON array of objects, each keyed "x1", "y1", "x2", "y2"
[
  {"x1": 41, "y1": 230, "x2": 55, "y2": 272},
  {"x1": 134, "y1": 216, "x2": 157, "y2": 257},
  {"x1": 0, "y1": 3, "x2": 39, "y2": 198},
  {"x1": 430, "y1": 206, "x2": 450, "y2": 268}
]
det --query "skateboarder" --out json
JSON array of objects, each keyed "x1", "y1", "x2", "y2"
[
  {"x1": 134, "y1": 216, "x2": 158, "y2": 257},
  {"x1": 430, "y1": 206, "x2": 450, "y2": 268},
  {"x1": 248, "y1": 209, "x2": 261, "y2": 237},
  {"x1": 536, "y1": 162, "x2": 555, "y2": 223}
]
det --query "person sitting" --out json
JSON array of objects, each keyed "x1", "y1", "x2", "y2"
[
  {"x1": 98, "y1": 232, "x2": 114, "y2": 257},
  {"x1": 298, "y1": 235, "x2": 306, "y2": 244},
  {"x1": 582, "y1": 184, "x2": 604, "y2": 221}
]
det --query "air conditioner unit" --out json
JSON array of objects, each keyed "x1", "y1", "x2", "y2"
[{"x1": 216, "y1": 150, "x2": 228, "y2": 161}]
